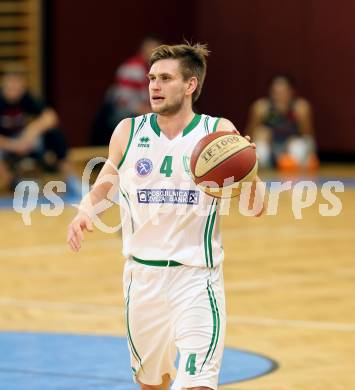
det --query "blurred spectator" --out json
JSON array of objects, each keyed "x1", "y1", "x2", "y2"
[
  {"x1": 0, "y1": 67, "x2": 78, "y2": 192},
  {"x1": 247, "y1": 75, "x2": 319, "y2": 170},
  {"x1": 91, "y1": 36, "x2": 161, "y2": 145}
]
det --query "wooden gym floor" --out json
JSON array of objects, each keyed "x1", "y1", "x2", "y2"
[{"x1": 0, "y1": 164, "x2": 354, "y2": 389}]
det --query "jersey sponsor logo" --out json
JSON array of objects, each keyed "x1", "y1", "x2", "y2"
[
  {"x1": 137, "y1": 189, "x2": 200, "y2": 205},
  {"x1": 135, "y1": 158, "x2": 153, "y2": 176},
  {"x1": 138, "y1": 136, "x2": 150, "y2": 148}
]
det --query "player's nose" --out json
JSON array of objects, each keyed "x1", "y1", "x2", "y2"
[{"x1": 150, "y1": 79, "x2": 161, "y2": 91}]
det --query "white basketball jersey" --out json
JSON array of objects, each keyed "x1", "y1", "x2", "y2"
[{"x1": 118, "y1": 113, "x2": 224, "y2": 268}]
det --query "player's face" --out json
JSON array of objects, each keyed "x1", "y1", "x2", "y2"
[{"x1": 148, "y1": 59, "x2": 189, "y2": 115}]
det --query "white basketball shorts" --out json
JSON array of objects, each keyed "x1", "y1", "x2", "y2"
[{"x1": 123, "y1": 258, "x2": 226, "y2": 390}]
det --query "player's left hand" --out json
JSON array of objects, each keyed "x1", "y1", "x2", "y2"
[{"x1": 244, "y1": 134, "x2": 260, "y2": 161}]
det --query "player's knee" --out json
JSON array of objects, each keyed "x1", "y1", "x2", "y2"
[{"x1": 139, "y1": 373, "x2": 170, "y2": 390}]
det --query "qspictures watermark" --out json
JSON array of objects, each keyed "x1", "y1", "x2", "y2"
[{"x1": 12, "y1": 157, "x2": 345, "y2": 230}]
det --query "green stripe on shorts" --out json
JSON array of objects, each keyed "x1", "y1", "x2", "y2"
[
  {"x1": 209, "y1": 283, "x2": 221, "y2": 361},
  {"x1": 200, "y1": 281, "x2": 220, "y2": 372},
  {"x1": 125, "y1": 274, "x2": 143, "y2": 369}
]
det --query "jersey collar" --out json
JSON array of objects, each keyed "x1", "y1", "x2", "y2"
[{"x1": 150, "y1": 113, "x2": 202, "y2": 138}]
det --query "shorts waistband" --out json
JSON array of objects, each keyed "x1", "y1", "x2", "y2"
[{"x1": 132, "y1": 256, "x2": 182, "y2": 267}]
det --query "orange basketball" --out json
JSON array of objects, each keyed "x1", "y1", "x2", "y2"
[{"x1": 190, "y1": 131, "x2": 258, "y2": 198}]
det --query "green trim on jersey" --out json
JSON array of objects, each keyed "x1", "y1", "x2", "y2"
[
  {"x1": 182, "y1": 114, "x2": 202, "y2": 136},
  {"x1": 126, "y1": 274, "x2": 143, "y2": 370},
  {"x1": 117, "y1": 118, "x2": 135, "y2": 170},
  {"x1": 208, "y1": 208, "x2": 217, "y2": 267},
  {"x1": 204, "y1": 199, "x2": 218, "y2": 268},
  {"x1": 150, "y1": 113, "x2": 202, "y2": 137},
  {"x1": 150, "y1": 114, "x2": 160, "y2": 136},
  {"x1": 212, "y1": 117, "x2": 221, "y2": 133},
  {"x1": 134, "y1": 115, "x2": 147, "y2": 138},
  {"x1": 132, "y1": 256, "x2": 182, "y2": 267},
  {"x1": 204, "y1": 115, "x2": 210, "y2": 134},
  {"x1": 201, "y1": 281, "x2": 220, "y2": 372},
  {"x1": 120, "y1": 188, "x2": 135, "y2": 233}
]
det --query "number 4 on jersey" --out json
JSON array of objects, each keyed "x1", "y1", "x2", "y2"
[
  {"x1": 160, "y1": 155, "x2": 173, "y2": 177},
  {"x1": 185, "y1": 353, "x2": 197, "y2": 375}
]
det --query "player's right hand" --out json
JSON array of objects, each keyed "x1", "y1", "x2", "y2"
[{"x1": 67, "y1": 212, "x2": 94, "y2": 252}]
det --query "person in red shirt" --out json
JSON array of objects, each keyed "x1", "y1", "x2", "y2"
[
  {"x1": 114, "y1": 36, "x2": 161, "y2": 118},
  {"x1": 91, "y1": 36, "x2": 161, "y2": 145}
]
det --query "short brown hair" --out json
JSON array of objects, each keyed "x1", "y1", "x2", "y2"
[{"x1": 149, "y1": 43, "x2": 209, "y2": 103}]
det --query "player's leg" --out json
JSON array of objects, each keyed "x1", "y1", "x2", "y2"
[
  {"x1": 170, "y1": 265, "x2": 226, "y2": 390},
  {"x1": 138, "y1": 373, "x2": 171, "y2": 390},
  {"x1": 123, "y1": 259, "x2": 177, "y2": 388}
]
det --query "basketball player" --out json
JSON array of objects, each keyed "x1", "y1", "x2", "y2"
[{"x1": 68, "y1": 43, "x2": 263, "y2": 390}]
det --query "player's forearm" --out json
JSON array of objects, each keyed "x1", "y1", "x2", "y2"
[{"x1": 77, "y1": 180, "x2": 117, "y2": 220}]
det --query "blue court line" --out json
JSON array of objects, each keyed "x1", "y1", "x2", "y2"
[
  {"x1": 0, "y1": 193, "x2": 81, "y2": 209},
  {"x1": 261, "y1": 176, "x2": 355, "y2": 187},
  {"x1": 0, "y1": 177, "x2": 82, "y2": 209},
  {"x1": 316, "y1": 177, "x2": 355, "y2": 186},
  {"x1": 1, "y1": 176, "x2": 353, "y2": 210},
  {"x1": 0, "y1": 331, "x2": 277, "y2": 389},
  {"x1": 0, "y1": 367, "x2": 131, "y2": 384}
]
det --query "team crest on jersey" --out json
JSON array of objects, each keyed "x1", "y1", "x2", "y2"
[
  {"x1": 135, "y1": 158, "x2": 153, "y2": 176},
  {"x1": 138, "y1": 136, "x2": 150, "y2": 148}
]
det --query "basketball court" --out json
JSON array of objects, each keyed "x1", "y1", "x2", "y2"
[
  {"x1": 0, "y1": 163, "x2": 354, "y2": 389},
  {"x1": 0, "y1": 1, "x2": 355, "y2": 388}
]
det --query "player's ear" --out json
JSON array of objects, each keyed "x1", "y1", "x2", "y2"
[{"x1": 186, "y1": 76, "x2": 198, "y2": 96}]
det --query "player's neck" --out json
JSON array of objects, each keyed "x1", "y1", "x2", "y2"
[{"x1": 156, "y1": 105, "x2": 195, "y2": 140}]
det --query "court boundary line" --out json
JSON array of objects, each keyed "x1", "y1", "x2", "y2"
[{"x1": 0, "y1": 332, "x2": 278, "y2": 386}]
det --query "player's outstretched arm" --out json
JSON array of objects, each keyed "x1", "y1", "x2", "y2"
[
  {"x1": 67, "y1": 118, "x2": 132, "y2": 252},
  {"x1": 216, "y1": 117, "x2": 265, "y2": 217}
]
